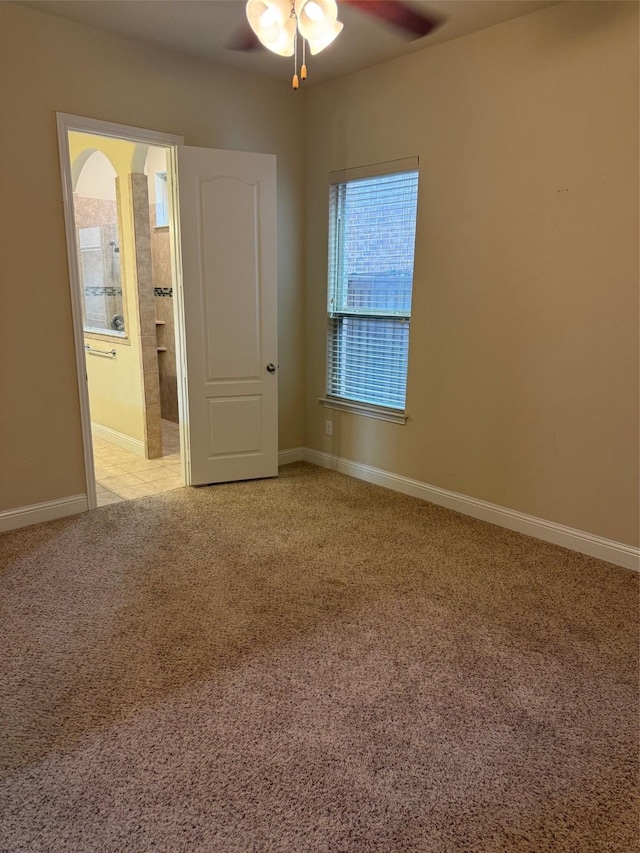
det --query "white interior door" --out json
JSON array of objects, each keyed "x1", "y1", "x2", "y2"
[{"x1": 175, "y1": 146, "x2": 278, "y2": 486}]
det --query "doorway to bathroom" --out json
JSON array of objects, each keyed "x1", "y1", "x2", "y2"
[
  {"x1": 63, "y1": 126, "x2": 186, "y2": 507},
  {"x1": 58, "y1": 113, "x2": 279, "y2": 512}
]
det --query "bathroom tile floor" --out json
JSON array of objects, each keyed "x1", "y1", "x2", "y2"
[{"x1": 93, "y1": 420, "x2": 183, "y2": 507}]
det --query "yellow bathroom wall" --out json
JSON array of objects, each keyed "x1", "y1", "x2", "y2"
[
  {"x1": 70, "y1": 132, "x2": 147, "y2": 444},
  {"x1": 83, "y1": 339, "x2": 145, "y2": 444}
]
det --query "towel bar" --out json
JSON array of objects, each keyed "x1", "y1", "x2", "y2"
[{"x1": 84, "y1": 344, "x2": 116, "y2": 358}]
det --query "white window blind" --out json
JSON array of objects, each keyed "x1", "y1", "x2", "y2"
[{"x1": 327, "y1": 164, "x2": 419, "y2": 411}]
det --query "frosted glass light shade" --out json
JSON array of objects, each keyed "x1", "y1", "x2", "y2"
[
  {"x1": 306, "y1": 19, "x2": 343, "y2": 54},
  {"x1": 246, "y1": 0, "x2": 296, "y2": 56},
  {"x1": 295, "y1": 0, "x2": 342, "y2": 50}
]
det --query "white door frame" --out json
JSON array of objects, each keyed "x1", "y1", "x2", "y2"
[{"x1": 56, "y1": 113, "x2": 185, "y2": 510}]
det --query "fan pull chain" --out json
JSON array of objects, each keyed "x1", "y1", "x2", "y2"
[
  {"x1": 292, "y1": 30, "x2": 299, "y2": 89},
  {"x1": 301, "y1": 38, "x2": 307, "y2": 81}
]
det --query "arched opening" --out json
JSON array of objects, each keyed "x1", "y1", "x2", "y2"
[{"x1": 74, "y1": 150, "x2": 126, "y2": 336}]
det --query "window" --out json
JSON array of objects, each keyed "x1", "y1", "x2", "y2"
[
  {"x1": 325, "y1": 160, "x2": 419, "y2": 417},
  {"x1": 155, "y1": 171, "x2": 169, "y2": 226}
]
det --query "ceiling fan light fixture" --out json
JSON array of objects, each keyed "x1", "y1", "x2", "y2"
[
  {"x1": 259, "y1": 7, "x2": 279, "y2": 28},
  {"x1": 246, "y1": 0, "x2": 296, "y2": 55},
  {"x1": 294, "y1": 0, "x2": 341, "y2": 47},
  {"x1": 306, "y1": 19, "x2": 343, "y2": 55},
  {"x1": 267, "y1": 17, "x2": 298, "y2": 55},
  {"x1": 303, "y1": 1, "x2": 324, "y2": 22},
  {"x1": 246, "y1": 0, "x2": 343, "y2": 86}
]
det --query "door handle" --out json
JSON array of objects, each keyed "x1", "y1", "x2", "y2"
[{"x1": 266, "y1": 363, "x2": 277, "y2": 374}]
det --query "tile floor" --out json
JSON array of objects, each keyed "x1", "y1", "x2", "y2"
[{"x1": 94, "y1": 420, "x2": 183, "y2": 507}]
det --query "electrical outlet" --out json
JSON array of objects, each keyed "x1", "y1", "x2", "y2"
[{"x1": 325, "y1": 420, "x2": 333, "y2": 436}]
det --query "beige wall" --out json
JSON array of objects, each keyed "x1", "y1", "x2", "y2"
[
  {"x1": 0, "y1": 2, "x2": 305, "y2": 510},
  {"x1": 303, "y1": 2, "x2": 639, "y2": 546}
]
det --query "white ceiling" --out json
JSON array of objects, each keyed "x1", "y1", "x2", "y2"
[{"x1": 18, "y1": 0, "x2": 559, "y2": 85}]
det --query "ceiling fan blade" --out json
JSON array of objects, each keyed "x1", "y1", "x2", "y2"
[
  {"x1": 343, "y1": 0, "x2": 442, "y2": 39},
  {"x1": 227, "y1": 23, "x2": 262, "y2": 52}
]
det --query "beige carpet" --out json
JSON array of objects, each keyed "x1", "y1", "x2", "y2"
[{"x1": 1, "y1": 462, "x2": 637, "y2": 852}]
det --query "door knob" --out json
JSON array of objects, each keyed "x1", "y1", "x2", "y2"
[{"x1": 266, "y1": 363, "x2": 277, "y2": 374}]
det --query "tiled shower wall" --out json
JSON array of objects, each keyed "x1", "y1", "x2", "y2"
[
  {"x1": 73, "y1": 195, "x2": 117, "y2": 228},
  {"x1": 150, "y1": 208, "x2": 178, "y2": 423},
  {"x1": 73, "y1": 196, "x2": 124, "y2": 329}
]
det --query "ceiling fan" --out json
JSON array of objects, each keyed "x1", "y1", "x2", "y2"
[
  {"x1": 340, "y1": 1, "x2": 441, "y2": 39},
  {"x1": 231, "y1": 0, "x2": 443, "y2": 88}
]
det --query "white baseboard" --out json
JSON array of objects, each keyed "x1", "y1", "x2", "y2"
[
  {"x1": 278, "y1": 447, "x2": 306, "y2": 465},
  {"x1": 3, "y1": 451, "x2": 636, "y2": 572},
  {"x1": 0, "y1": 494, "x2": 88, "y2": 534},
  {"x1": 304, "y1": 448, "x2": 640, "y2": 572},
  {"x1": 91, "y1": 422, "x2": 145, "y2": 457}
]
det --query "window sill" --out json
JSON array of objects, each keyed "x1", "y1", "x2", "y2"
[
  {"x1": 84, "y1": 330, "x2": 130, "y2": 346},
  {"x1": 319, "y1": 397, "x2": 407, "y2": 424}
]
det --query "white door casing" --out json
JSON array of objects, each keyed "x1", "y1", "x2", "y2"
[
  {"x1": 175, "y1": 146, "x2": 278, "y2": 485},
  {"x1": 57, "y1": 113, "x2": 184, "y2": 510}
]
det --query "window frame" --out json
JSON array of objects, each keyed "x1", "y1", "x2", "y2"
[{"x1": 321, "y1": 157, "x2": 419, "y2": 424}]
